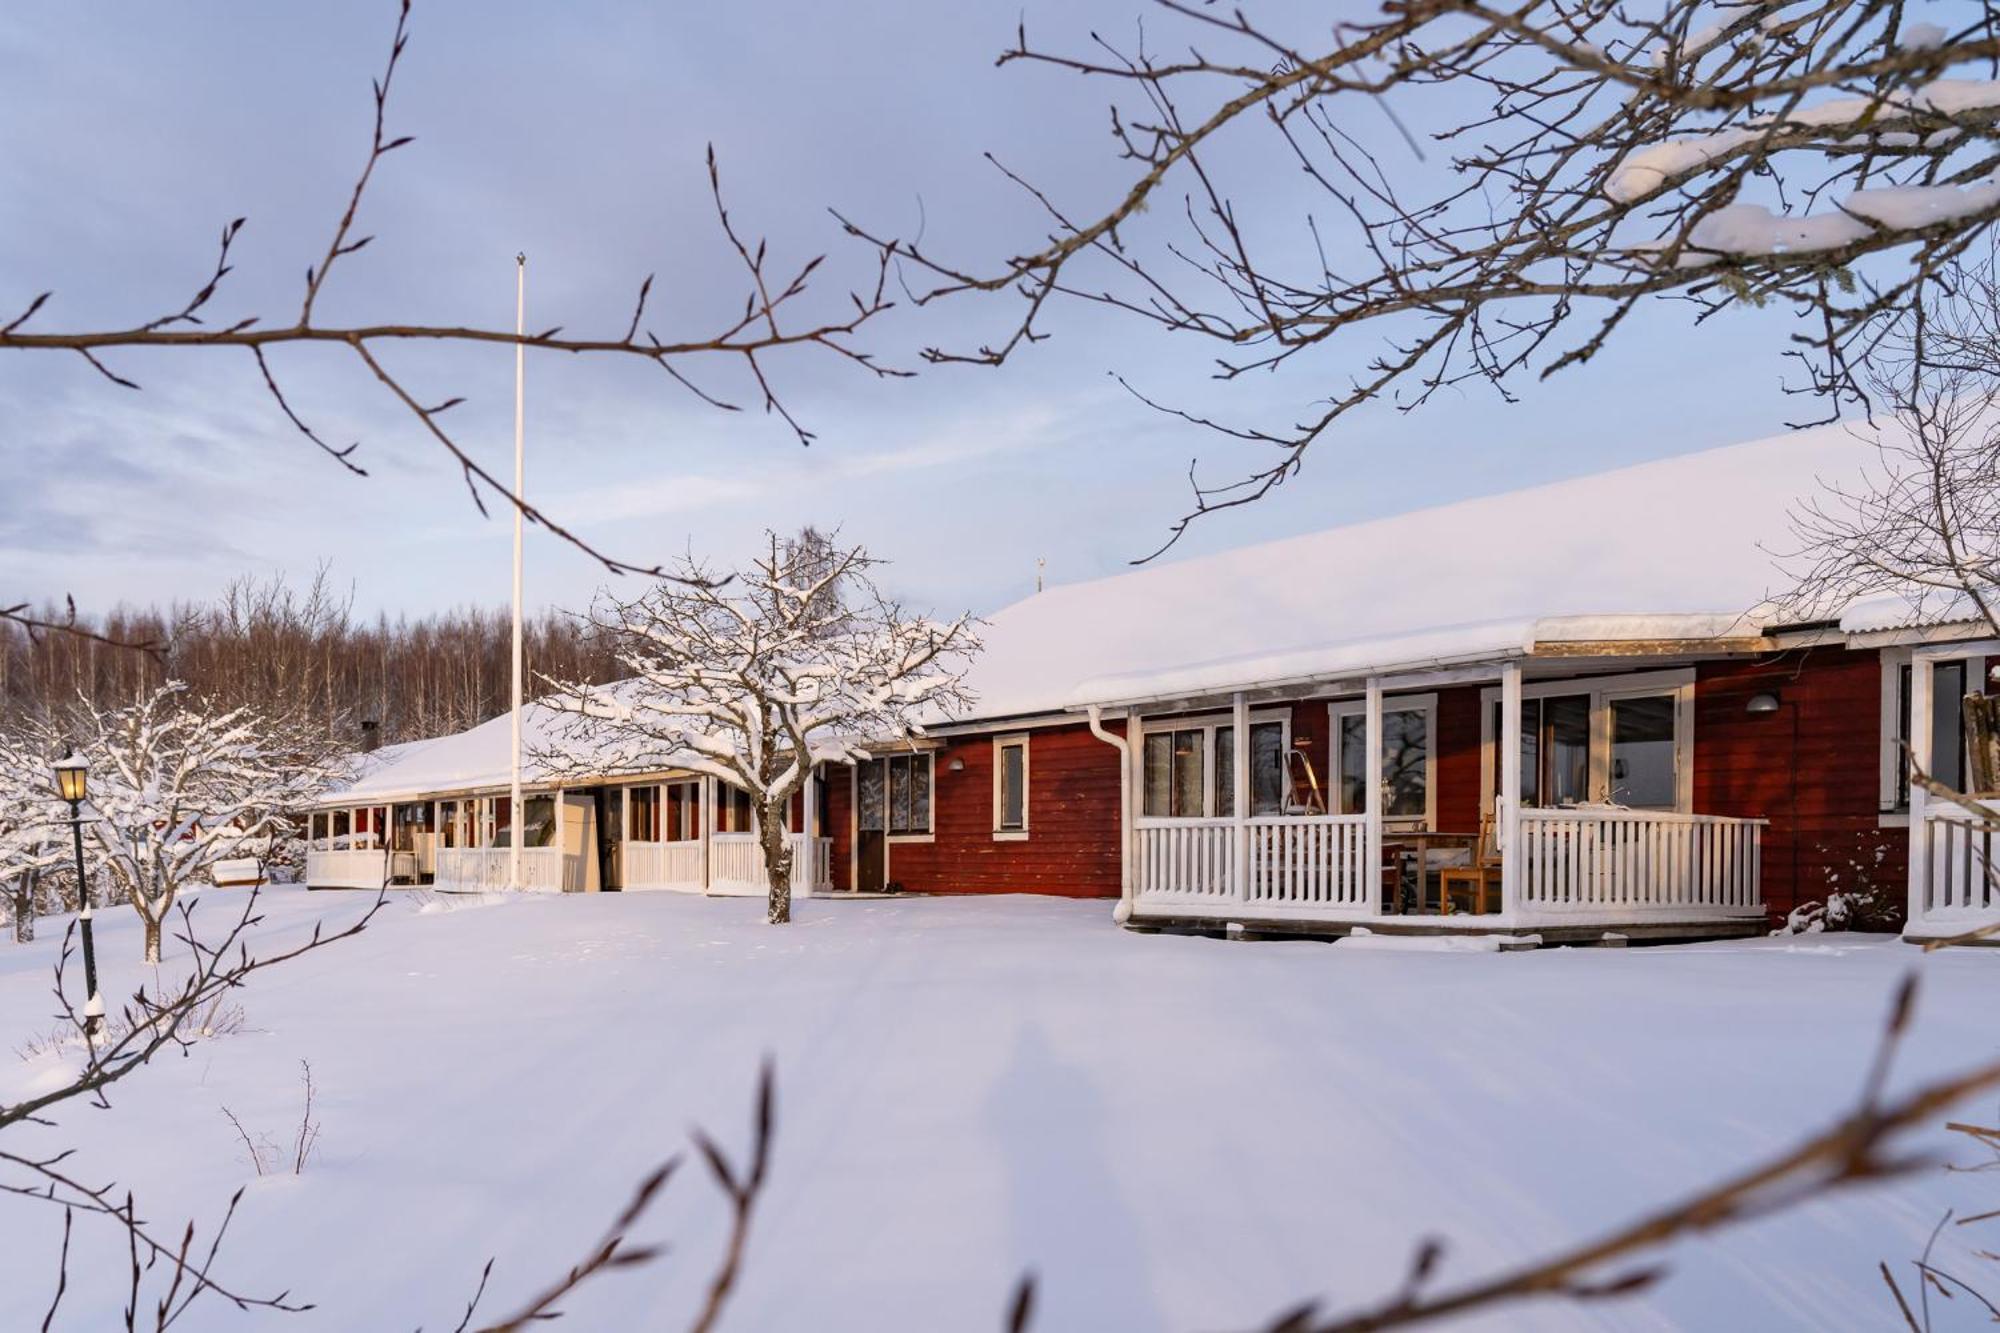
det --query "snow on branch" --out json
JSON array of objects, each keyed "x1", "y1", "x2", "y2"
[
  {"x1": 543, "y1": 528, "x2": 978, "y2": 922},
  {"x1": 842, "y1": 0, "x2": 2000, "y2": 558}
]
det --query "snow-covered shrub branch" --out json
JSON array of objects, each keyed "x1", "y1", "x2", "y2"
[
  {"x1": 62, "y1": 683, "x2": 341, "y2": 962},
  {"x1": 546, "y1": 528, "x2": 979, "y2": 923},
  {"x1": 0, "y1": 715, "x2": 69, "y2": 944},
  {"x1": 848, "y1": 0, "x2": 2000, "y2": 555}
]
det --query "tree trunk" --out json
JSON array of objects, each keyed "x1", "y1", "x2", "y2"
[
  {"x1": 142, "y1": 914, "x2": 162, "y2": 964},
  {"x1": 10, "y1": 871, "x2": 31, "y2": 944},
  {"x1": 760, "y1": 801, "x2": 793, "y2": 926}
]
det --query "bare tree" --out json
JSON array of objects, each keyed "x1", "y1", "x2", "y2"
[
  {"x1": 846, "y1": 0, "x2": 2000, "y2": 555},
  {"x1": 546, "y1": 530, "x2": 978, "y2": 923},
  {"x1": 64, "y1": 683, "x2": 340, "y2": 962},
  {"x1": 1790, "y1": 241, "x2": 2000, "y2": 636}
]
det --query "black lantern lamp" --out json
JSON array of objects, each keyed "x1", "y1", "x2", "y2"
[{"x1": 53, "y1": 751, "x2": 103, "y2": 1040}]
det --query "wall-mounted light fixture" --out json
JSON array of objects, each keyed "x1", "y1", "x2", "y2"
[
  {"x1": 948, "y1": 756, "x2": 965, "y2": 772},
  {"x1": 1745, "y1": 692, "x2": 1782, "y2": 715}
]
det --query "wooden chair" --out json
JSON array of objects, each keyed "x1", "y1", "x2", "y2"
[{"x1": 1438, "y1": 819, "x2": 1501, "y2": 915}]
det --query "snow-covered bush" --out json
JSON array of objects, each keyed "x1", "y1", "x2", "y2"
[{"x1": 0, "y1": 716, "x2": 68, "y2": 943}]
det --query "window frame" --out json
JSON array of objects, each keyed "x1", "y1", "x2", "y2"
[
  {"x1": 1880, "y1": 647, "x2": 1986, "y2": 823},
  {"x1": 1477, "y1": 668, "x2": 1696, "y2": 815},
  {"x1": 1329, "y1": 694, "x2": 1438, "y2": 829},
  {"x1": 1137, "y1": 709, "x2": 1293, "y2": 821},
  {"x1": 884, "y1": 752, "x2": 935, "y2": 841},
  {"x1": 992, "y1": 734, "x2": 1030, "y2": 840}
]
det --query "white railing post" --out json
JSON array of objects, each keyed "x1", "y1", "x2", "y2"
[
  {"x1": 1500, "y1": 662, "x2": 1524, "y2": 916},
  {"x1": 1908, "y1": 654, "x2": 1934, "y2": 926},
  {"x1": 1364, "y1": 676, "x2": 1384, "y2": 916},
  {"x1": 1126, "y1": 710, "x2": 1145, "y2": 900},
  {"x1": 802, "y1": 766, "x2": 818, "y2": 897},
  {"x1": 1232, "y1": 691, "x2": 1251, "y2": 902}
]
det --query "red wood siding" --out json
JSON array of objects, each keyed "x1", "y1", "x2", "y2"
[
  {"x1": 1694, "y1": 648, "x2": 1902, "y2": 924},
  {"x1": 882, "y1": 724, "x2": 1121, "y2": 898},
  {"x1": 1433, "y1": 685, "x2": 1483, "y2": 833}
]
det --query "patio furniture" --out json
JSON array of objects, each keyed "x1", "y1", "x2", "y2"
[{"x1": 1439, "y1": 819, "x2": 1501, "y2": 914}]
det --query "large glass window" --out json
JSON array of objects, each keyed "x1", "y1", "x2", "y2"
[
  {"x1": 1493, "y1": 695, "x2": 1591, "y2": 808},
  {"x1": 1216, "y1": 722, "x2": 1286, "y2": 817},
  {"x1": 1893, "y1": 659, "x2": 1968, "y2": 806},
  {"x1": 1608, "y1": 695, "x2": 1677, "y2": 809},
  {"x1": 1142, "y1": 728, "x2": 1206, "y2": 817},
  {"x1": 310, "y1": 812, "x2": 329, "y2": 850},
  {"x1": 1336, "y1": 707, "x2": 1430, "y2": 820},
  {"x1": 489, "y1": 796, "x2": 512, "y2": 848}
]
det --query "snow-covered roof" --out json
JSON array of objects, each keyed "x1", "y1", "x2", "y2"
[
  {"x1": 327, "y1": 418, "x2": 1981, "y2": 804},
  {"x1": 960, "y1": 421, "x2": 1895, "y2": 717}
]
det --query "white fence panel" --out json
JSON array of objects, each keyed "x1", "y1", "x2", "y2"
[
  {"x1": 1135, "y1": 819, "x2": 1236, "y2": 905},
  {"x1": 1517, "y1": 810, "x2": 1763, "y2": 917},
  {"x1": 305, "y1": 848, "x2": 387, "y2": 889},
  {"x1": 1245, "y1": 815, "x2": 1370, "y2": 909},
  {"x1": 624, "y1": 840, "x2": 705, "y2": 891}
]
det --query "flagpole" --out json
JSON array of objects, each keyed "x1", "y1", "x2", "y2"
[{"x1": 509, "y1": 253, "x2": 526, "y2": 892}]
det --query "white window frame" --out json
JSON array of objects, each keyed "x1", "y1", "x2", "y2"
[
  {"x1": 992, "y1": 733, "x2": 1030, "y2": 840},
  {"x1": 1329, "y1": 693, "x2": 1438, "y2": 829},
  {"x1": 1880, "y1": 647, "x2": 1986, "y2": 825},
  {"x1": 1138, "y1": 709, "x2": 1292, "y2": 820},
  {"x1": 1478, "y1": 668, "x2": 1696, "y2": 814}
]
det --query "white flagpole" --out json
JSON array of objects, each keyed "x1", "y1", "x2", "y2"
[{"x1": 509, "y1": 253, "x2": 526, "y2": 892}]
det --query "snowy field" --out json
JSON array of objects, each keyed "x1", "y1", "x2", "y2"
[{"x1": 0, "y1": 889, "x2": 1994, "y2": 1332}]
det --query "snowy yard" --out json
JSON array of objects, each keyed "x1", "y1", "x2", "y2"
[{"x1": 0, "y1": 889, "x2": 1994, "y2": 1331}]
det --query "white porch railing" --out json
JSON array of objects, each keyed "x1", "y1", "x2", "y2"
[
  {"x1": 624, "y1": 840, "x2": 705, "y2": 891},
  {"x1": 434, "y1": 846, "x2": 578, "y2": 892},
  {"x1": 1245, "y1": 814, "x2": 1371, "y2": 909},
  {"x1": 1133, "y1": 809, "x2": 1764, "y2": 925},
  {"x1": 1135, "y1": 819, "x2": 1237, "y2": 904},
  {"x1": 708, "y1": 833, "x2": 832, "y2": 897},
  {"x1": 305, "y1": 848, "x2": 388, "y2": 889},
  {"x1": 1912, "y1": 806, "x2": 2000, "y2": 939},
  {"x1": 1515, "y1": 810, "x2": 1764, "y2": 918}
]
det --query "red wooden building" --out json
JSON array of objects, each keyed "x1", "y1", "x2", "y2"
[{"x1": 306, "y1": 424, "x2": 2000, "y2": 945}]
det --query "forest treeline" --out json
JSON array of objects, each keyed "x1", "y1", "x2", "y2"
[{"x1": 1, "y1": 570, "x2": 623, "y2": 752}]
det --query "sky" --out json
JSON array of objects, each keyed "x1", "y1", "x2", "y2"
[{"x1": 0, "y1": 2, "x2": 1851, "y2": 624}]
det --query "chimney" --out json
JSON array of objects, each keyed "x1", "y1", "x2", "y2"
[{"x1": 360, "y1": 719, "x2": 380, "y2": 753}]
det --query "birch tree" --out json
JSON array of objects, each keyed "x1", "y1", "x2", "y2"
[
  {"x1": 67, "y1": 684, "x2": 337, "y2": 962},
  {"x1": 548, "y1": 532, "x2": 978, "y2": 924}
]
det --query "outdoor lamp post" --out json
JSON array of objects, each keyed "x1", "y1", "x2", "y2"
[{"x1": 53, "y1": 751, "x2": 104, "y2": 1040}]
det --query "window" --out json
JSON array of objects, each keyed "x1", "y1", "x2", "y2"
[
  {"x1": 436, "y1": 802, "x2": 457, "y2": 849},
  {"x1": 523, "y1": 795, "x2": 557, "y2": 848},
  {"x1": 717, "y1": 784, "x2": 755, "y2": 833},
  {"x1": 664, "y1": 781, "x2": 701, "y2": 841},
  {"x1": 627, "y1": 785, "x2": 661, "y2": 841},
  {"x1": 994, "y1": 735, "x2": 1029, "y2": 837},
  {"x1": 331, "y1": 809, "x2": 350, "y2": 847},
  {"x1": 1140, "y1": 714, "x2": 1289, "y2": 818},
  {"x1": 310, "y1": 812, "x2": 329, "y2": 850},
  {"x1": 885, "y1": 754, "x2": 932, "y2": 834},
  {"x1": 1331, "y1": 698, "x2": 1435, "y2": 824},
  {"x1": 489, "y1": 796, "x2": 512, "y2": 848},
  {"x1": 1884, "y1": 654, "x2": 1980, "y2": 811},
  {"x1": 1480, "y1": 671, "x2": 1693, "y2": 813}
]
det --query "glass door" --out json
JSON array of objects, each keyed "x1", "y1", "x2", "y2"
[{"x1": 1606, "y1": 693, "x2": 1678, "y2": 809}]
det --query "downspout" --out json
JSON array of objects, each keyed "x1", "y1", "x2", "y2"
[{"x1": 1086, "y1": 705, "x2": 1135, "y2": 924}]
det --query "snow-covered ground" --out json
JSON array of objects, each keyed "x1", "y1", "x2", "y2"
[{"x1": 0, "y1": 888, "x2": 1993, "y2": 1331}]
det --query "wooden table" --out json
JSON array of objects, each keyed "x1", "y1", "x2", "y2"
[{"x1": 1382, "y1": 830, "x2": 1477, "y2": 914}]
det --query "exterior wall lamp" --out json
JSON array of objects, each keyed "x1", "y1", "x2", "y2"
[{"x1": 1745, "y1": 692, "x2": 1782, "y2": 715}]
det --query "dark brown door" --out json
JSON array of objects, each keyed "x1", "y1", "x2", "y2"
[{"x1": 857, "y1": 760, "x2": 886, "y2": 893}]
